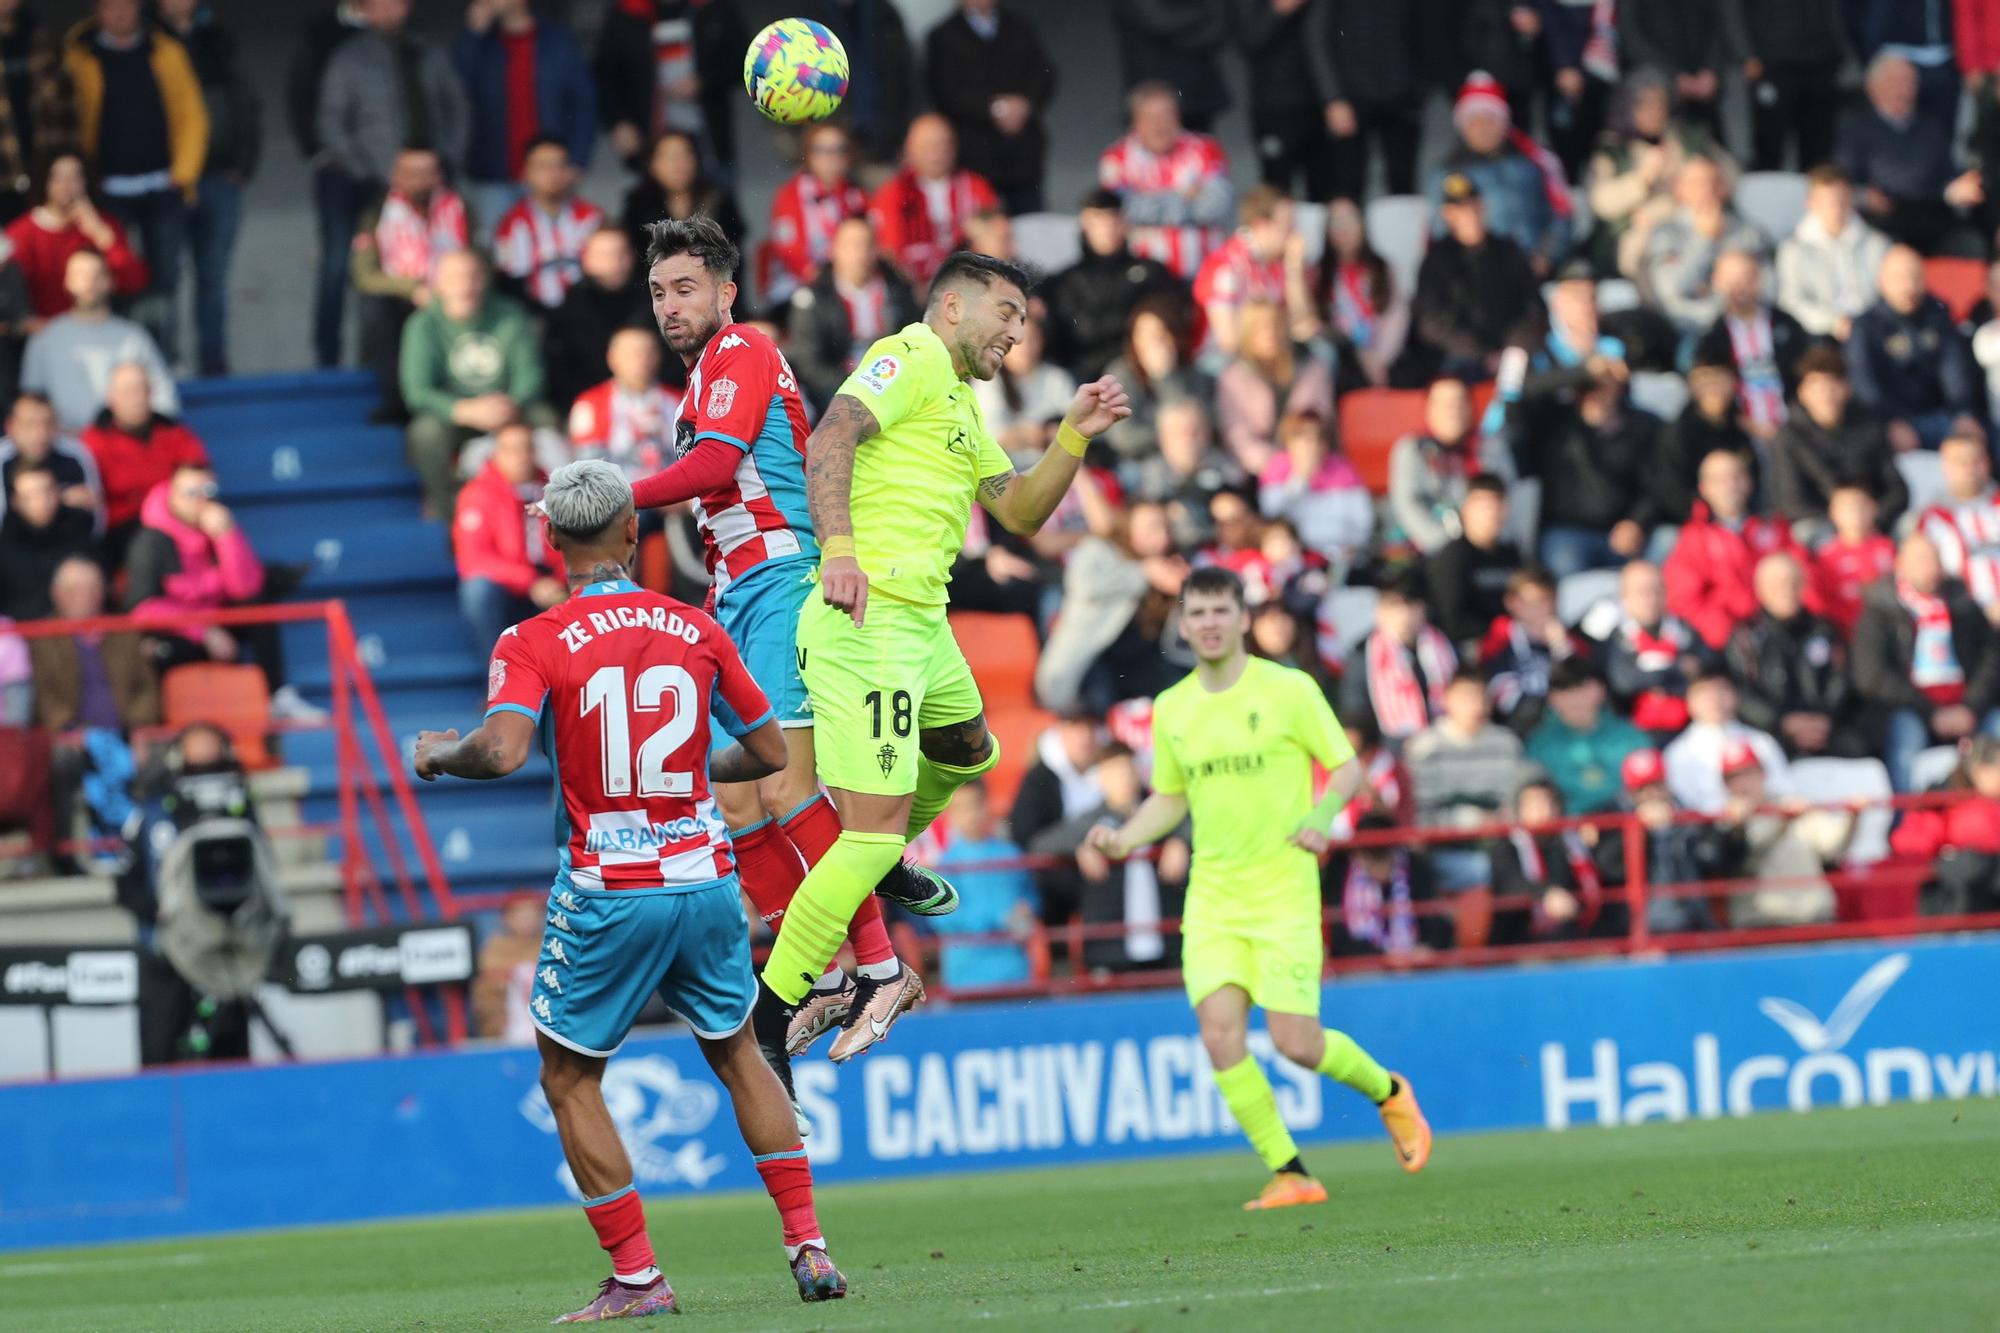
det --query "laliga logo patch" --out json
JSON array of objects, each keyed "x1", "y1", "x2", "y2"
[
  {"x1": 858, "y1": 355, "x2": 900, "y2": 394},
  {"x1": 706, "y1": 376, "x2": 738, "y2": 417},
  {"x1": 488, "y1": 657, "x2": 507, "y2": 701}
]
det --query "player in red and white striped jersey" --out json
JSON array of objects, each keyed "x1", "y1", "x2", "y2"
[
  {"x1": 493, "y1": 137, "x2": 606, "y2": 309},
  {"x1": 1097, "y1": 82, "x2": 1234, "y2": 281},
  {"x1": 414, "y1": 460, "x2": 847, "y2": 1311}
]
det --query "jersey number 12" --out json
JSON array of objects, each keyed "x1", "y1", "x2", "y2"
[{"x1": 581, "y1": 664, "x2": 697, "y2": 798}]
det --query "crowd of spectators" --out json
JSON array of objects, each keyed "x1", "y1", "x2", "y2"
[{"x1": 7, "y1": 0, "x2": 2000, "y2": 965}]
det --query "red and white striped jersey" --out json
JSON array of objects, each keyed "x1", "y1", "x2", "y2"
[
  {"x1": 569, "y1": 379, "x2": 683, "y2": 484},
  {"x1": 493, "y1": 195, "x2": 607, "y2": 308},
  {"x1": 1921, "y1": 491, "x2": 2000, "y2": 606},
  {"x1": 677, "y1": 322, "x2": 818, "y2": 595},
  {"x1": 484, "y1": 580, "x2": 772, "y2": 892},
  {"x1": 1097, "y1": 131, "x2": 1233, "y2": 280}
]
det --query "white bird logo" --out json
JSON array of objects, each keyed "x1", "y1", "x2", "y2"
[{"x1": 1758, "y1": 953, "x2": 1910, "y2": 1053}]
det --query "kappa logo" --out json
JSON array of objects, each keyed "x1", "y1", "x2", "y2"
[
  {"x1": 530, "y1": 993, "x2": 552, "y2": 1023},
  {"x1": 558, "y1": 891, "x2": 581, "y2": 911},
  {"x1": 539, "y1": 966, "x2": 563, "y2": 993},
  {"x1": 718, "y1": 332, "x2": 748, "y2": 351},
  {"x1": 706, "y1": 376, "x2": 738, "y2": 417},
  {"x1": 548, "y1": 910, "x2": 571, "y2": 933},
  {"x1": 522, "y1": 1055, "x2": 728, "y2": 1193},
  {"x1": 487, "y1": 657, "x2": 507, "y2": 701},
  {"x1": 548, "y1": 938, "x2": 569, "y2": 965}
]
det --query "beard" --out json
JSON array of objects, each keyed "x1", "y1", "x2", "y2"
[{"x1": 662, "y1": 308, "x2": 724, "y2": 357}]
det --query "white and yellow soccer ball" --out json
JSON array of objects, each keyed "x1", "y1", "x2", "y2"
[{"x1": 743, "y1": 18, "x2": 850, "y2": 126}]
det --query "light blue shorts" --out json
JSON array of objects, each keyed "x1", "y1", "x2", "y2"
[
  {"x1": 532, "y1": 878, "x2": 755, "y2": 1055},
  {"x1": 711, "y1": 559, "x2": 815, "y2": 754}
]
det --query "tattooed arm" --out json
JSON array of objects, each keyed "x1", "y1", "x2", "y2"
[
  {"x1": 978, "y1": 375, "x2": 1133, "y2": 536},
  {"x1": 414, "y1": 711, "x2": 536, "y2": 782},
  {"x1": 806, "y1": 393, "x2": 880, "y2": 625}
]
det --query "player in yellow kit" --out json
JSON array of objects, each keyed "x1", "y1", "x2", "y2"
[
  {"x1": 754, "y1": 251, "x2": 1131, "y2": 1060},
  {"x1": 1089, "y1": 566, "x2": 1432, "y2": 1210}
]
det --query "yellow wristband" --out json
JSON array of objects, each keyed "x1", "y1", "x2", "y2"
[
  {"x1": 1055, "y1": 421, "x2": 1089, "y2": 458},
  {"x1": 820, "y1": 536, "x2": 856, "y2": 561}
]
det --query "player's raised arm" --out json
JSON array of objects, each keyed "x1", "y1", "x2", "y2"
[
  {"x1": 977, "y1": 376, "x2": 1132, "y2": 536},
  {"x1": 414, "y1": 711, "x2": 537, "y2": 782},
  {"x1": 803, "y1": 392, "x2": 881, "y2": 625},
  {"x1": 1087, "y1": 789, "x2": 1191, "y2": 861}
]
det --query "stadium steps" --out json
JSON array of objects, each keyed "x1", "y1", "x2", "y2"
[{"x1": 179, "y1": 372, "x2": 558, "y2": 907}]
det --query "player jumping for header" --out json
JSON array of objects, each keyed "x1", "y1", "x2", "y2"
[
  {"x1": 628, "y1": 215, "x2": 952, "y2": 1093},
  {"x1": 754, "y1": 250, "x2": 1131, "y2": 1058},
  {"x1": 1088, "y1": 566, "x2": 1432, "y2": 1210},
  {"x1": 414, "y1": 460, "x2": 846, "y2": 1316}
]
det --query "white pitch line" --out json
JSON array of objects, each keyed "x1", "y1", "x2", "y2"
[{"x1": 0, "y1": 1251, "x2": 208, "y2": 1279}]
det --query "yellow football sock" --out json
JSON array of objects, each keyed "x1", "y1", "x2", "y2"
[
  {"x1": 1317, "y1": 1028, "x2": 1393, "y2": 1103},
  {"x1": 760, "y1": 830, "x2": 906, "y2": 1004},
  {"x1": 904, "y1": 741, "x2": 999, "y2": 843},
  {"x1": 1213, "y1": 1056, "x2": 1300, "y2": 1173}
]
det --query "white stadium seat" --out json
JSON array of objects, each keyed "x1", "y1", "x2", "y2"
[
  {"x1": 1788, "y1": 757, "x2": 1894, "y2": 866},
  {"x1": 1366, "y1": 194, "x2": 1429, "y2": 300},
  {"x1": 1013, "y1": 212, "x2": 1080, "y2": 273},
  {"x1": 1897, "y1": 450, "x2": 1947, "y2": 517},
  {"x1": 1556, "y1": 568, "x2": 1622, "y2": 627},
  {"x1": 1317, "y1": 585, "x2": 1379, "y2": 664},
  {"x1": 1628, "y1": 371, "x2": 1689, "y2": 420},
  {"x1": 1596, "y1": 278, "x2": 1641, "y2": 312},
  {"x1": 1735, "y1": 171, "x2": 1807, "y2": 245},
  {"x1": 1909, "y1": 745, "x2": 1962, "y2": 794}
]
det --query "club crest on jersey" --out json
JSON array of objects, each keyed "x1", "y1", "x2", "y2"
[
  {"x1": 487, "y1": 657, "x2": 506, "y2": 700},
  {"x1": 857, "y1": 354, "x2": 900, "y2": 394},
  {"x1": 877, "y1": 743, "x2": 898, "y2": 777},
  {"x1": 706, "y1": 376, "x2": 738, "y2": 417}
]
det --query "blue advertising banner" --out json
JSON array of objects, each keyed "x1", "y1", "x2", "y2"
[{"x1": 2, "y1": 936, "x2": 1996, "y2": 1252}]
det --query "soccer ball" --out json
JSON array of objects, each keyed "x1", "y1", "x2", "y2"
[{"x1": 743, "y1": 19, "x2": 849, "y2": 126}]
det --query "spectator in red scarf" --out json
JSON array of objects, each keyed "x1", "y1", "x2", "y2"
[
  {"x1": 567, "y1": 328, "x2": 680, "y2": 489},
  {"x1": 1853, "y1": 531, "x2": 2000, "y2": 792},
  {"x1": 1332, "y1": 811, "x2": 1451, "y2": 957},
  {"x1": 491, "y1": 136, "x2": 604, "y2": 311},
  {"x1": 79, "y1": 359, "x2": 205, "y2": 560},
  {"x1": 1579, "y1": 558, "x2": 1714, "y2": 737},
  {"x1": 759, "y1": 122, "x2": 867, "y2": 304},
  {"x1": 786, "y1": 213, "x2": 920, "y2": 409},
  {"x1": 1812, "y1": 482, "x2": 1896, "y2": 638},
  {"x1": 1664, "y1": 446, "x2": 1812, "y2": 649},
  {"x1": 1318, "y1": 198, "x2": 1407, "y2": 388},
  {"x1": 1480, "y1": 568, "x2": 1585, "y2": 736},
  {"x1": 1339, "y1": 568, "x2": 1458, "y2": 749},
  {"x1": 1691, "y1": 248, "x2": 1807, "y2": 445},
  {"x1": 454, "y1": 421, "x2": 563, "y2": 649},
  {"x1": 870, "y1": 112, "x2": 997, "y2": 288},
  {"x1": 2, "y1": 152, "x2": 146, "y2": 322},
  {"x1": 1427, "y1": 72, "x2": 1571, "y2": 275},
  {"x1": 350, "y1": 146, "x2": 468, "y2": 421},
  {"x1": 1489, "y1": 778, "x2": 1605, "y2": 944}
]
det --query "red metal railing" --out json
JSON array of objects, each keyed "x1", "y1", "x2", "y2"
[{"x1": 7, "y1": 602, "x2": 466, "y2": 1043}]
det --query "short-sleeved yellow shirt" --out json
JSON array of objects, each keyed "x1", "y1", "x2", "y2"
[
  {"x1": 1152, "y1": 656, "x2": 1356, "y2": 931},
  {"x1": 834, "y1": 322, "x2": 1013, "y2": 607}
]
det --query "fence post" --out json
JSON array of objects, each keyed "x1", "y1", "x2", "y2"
[
  {"x1": 328, "y1": 604, "x2": 363, "y2": 927},
  {"x1": 1623, "y1": 813, "x2": 1651, "y2": 951}
]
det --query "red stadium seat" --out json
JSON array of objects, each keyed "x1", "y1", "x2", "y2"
[
  {"x1": 980, "y1": 702, "x2": 1054, "y2": 811},
  {"x1": 1336, "y1": 388, "x2": 1428, "y2": 496},
  {"x1": 1925, "y1": 256, "x2": 1987, "y2": 323},
  {"x1": 950, "y1": 610, "x2": 1040, "y2": 710},
  {"x1": 161, "y1": 662, "x2": 277, "y2": 770}
]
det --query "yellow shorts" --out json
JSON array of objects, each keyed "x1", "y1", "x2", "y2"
[
  {"x1": 797, "y1": 580, "x2": 982, "y2": 796},
  {"x1": 1181, "y1": 916, "x2": 1324, "y2": 1017}
]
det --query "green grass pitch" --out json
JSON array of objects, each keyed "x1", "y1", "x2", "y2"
[{"x1": 6, "y1": 1101, "x2": 1996, "y2": 1331}]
